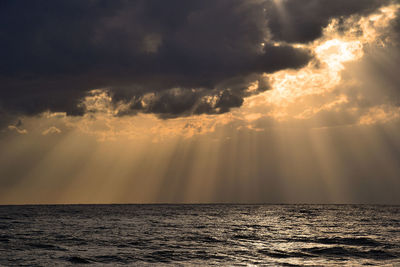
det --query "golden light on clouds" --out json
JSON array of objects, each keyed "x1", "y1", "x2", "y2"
[
  {"x1": 26, "y1": 3, "x2": 396, "y2": 141},
  {"x1": 240, "y1": 4, "x2": 400, "y2": 128}
]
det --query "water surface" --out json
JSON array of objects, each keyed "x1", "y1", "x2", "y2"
[{"x1": 0, "y1": 204, "x2": 399, "y2": 266}]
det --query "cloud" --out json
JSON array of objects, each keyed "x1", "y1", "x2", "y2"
[
  {"x1": 226, "y1": 4, "x2": 400, "y2": 131},
  {"x1": 265, "y1": 0, "x2": 390, "y2": 43},
  {"x1": 7, "y1": 120, "x2": 27, "y2": 134},
  {"x1": 114, "y1": 74, "x2": 271, "y2": 117},
  {"x1": 42, "y1": 126, "x2": 62, "y2": 136},
  {"x1": 0, "y1": 0, "x2": 392, "y2": 121}
]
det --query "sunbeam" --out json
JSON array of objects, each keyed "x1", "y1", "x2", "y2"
[{"x1": 0, "y1": 1, "x2": 399, "y2": 206}]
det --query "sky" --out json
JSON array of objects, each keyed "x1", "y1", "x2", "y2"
[{"x1": 0, "y1": 0, "x2": 400, "y2": 204}]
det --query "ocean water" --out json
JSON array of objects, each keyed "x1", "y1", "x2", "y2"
[{"x1": 0, "y1": 204, "x2": 399, "y2": 266}]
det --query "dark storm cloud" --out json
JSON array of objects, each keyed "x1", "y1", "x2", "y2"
[
  {"x1": 392, "y1": 9, "x2": 400, "y2": 46},
  {"x1": 265, "y1": 0, "x2": 390, "y2": 43},
  {"x1": 0, "y1": 0, "x2": 390, "y2": 120}
]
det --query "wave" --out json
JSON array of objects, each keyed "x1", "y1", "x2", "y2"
[
  {"x1": 63, "y1": 256, "x2": 92, "y2": 264},
  {"x1": 259, "y1": 246, "x2": 397, "y2": 260},
  {"x1": 180, "y1": 234, "x2": 225, "y2": 244},
  {"x1": 28, "y1": 242, "x2": 67, "y2": 251},
  {"x1": 302, "y1": 246, "x2": 397, "y2": 260},
  {"x1": 94, "y1": 255, "x2": 128, "y2": 263},
  {"x1": 291, "y1": 236, "x2": 383, "y2": 247},
  {"x1": 258, "y1": 249, "x2": 313, "y2": 259},
  {"x1": 232, "y1": 233, "x2": 263, "y2": 241}
]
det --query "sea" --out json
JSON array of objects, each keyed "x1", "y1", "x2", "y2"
[{"x1": 0, "y1": 204, "x2": 399, "y2": 266}]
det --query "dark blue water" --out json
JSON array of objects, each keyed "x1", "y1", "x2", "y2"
[{"x1": 0, "y1": 204, "x2": 399, "y2": 266}]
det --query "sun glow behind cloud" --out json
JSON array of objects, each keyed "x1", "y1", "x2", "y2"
[{"x1": 241, "y1": 4, "x2": 400, "y2": 127}]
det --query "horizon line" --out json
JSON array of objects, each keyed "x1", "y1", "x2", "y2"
[{"x1": 1, "y1": 202, "x2": 399, "y2": 206}]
